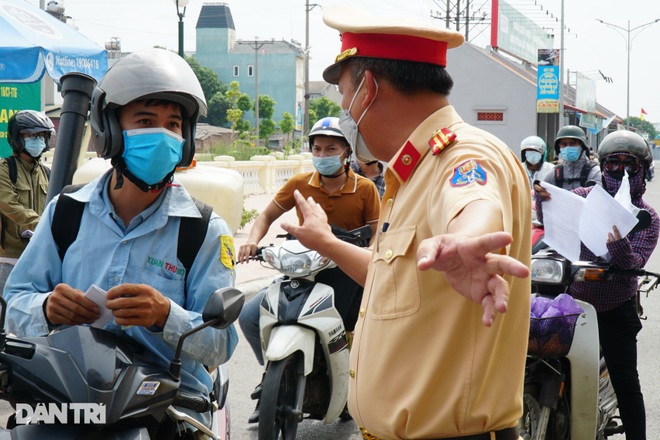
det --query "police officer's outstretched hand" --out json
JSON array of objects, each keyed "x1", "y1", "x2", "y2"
[{"x1": 417, "y1": 232, "x2": 529, "y2": 327}]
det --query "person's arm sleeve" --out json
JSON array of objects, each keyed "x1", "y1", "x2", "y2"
[
  {"x1": 607, "y1": 209, "x2": 660, "y2": 270},
  {"x1": 364, "y1": 182, "x2": 381, "y2": 224},
  {"x1": 160, "y1": 214, "x2": 238, "y2": 366},
  {"x1": 4, "y1": 198, "x2": 62, "y2": 337}
]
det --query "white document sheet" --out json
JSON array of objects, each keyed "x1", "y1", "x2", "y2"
[
  {"x1": 84, "y1": 284, "x2": 113, "y2": 328},
  {"x1": 580, "y1": 184, "x2": 639, "y2": 258},
  {"x1": 539, "y1": 178, "x2": 639, "y2": 261},
  {"x1": 539, "y1": 183, "x2": 585, "y2": 262}
]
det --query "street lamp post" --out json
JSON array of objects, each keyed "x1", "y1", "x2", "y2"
[
  {"x1": 174, "y1": 0, "x2": 190, "y2": 58},
  {"x1": 304, "y1": 1, "x2": 320, "y2": 149},
  {"x1": 597, "y1": 18, "x2": 660, "y2": 122}
]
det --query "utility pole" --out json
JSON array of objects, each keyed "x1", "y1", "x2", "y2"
[
  {"x1": 238, "y1": 38, "x2": 275, "y2": 144},
  {"x1": 304, "y1": 0, "x2": 320, "y2": 149}
]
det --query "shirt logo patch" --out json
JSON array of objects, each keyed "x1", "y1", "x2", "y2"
[
  {"x1": 220, "y1": 235, "x2": 235, "y2": 271},
  {"x1": 450, "y1": 159, "x2": 488, "y2": 187}
]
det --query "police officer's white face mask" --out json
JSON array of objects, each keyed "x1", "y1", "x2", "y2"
[{"x1": 338, "y1": 76, "x2": 378, "y2": 163}]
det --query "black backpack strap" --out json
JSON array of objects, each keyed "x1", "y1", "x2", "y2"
[
  {"x1": 6, "y1": 156, "x2": 17, "y2": 185},
  {"x1": 554, "y1": 164, "x2": 564, "y2": 187},
  {"x1": 51, "y1": 184, "x2": 86, "y2": 261},
  {"x1": 580, "y1": 160, "x2": 597, "y2": 187},
  {"x1": 41, "y1": 163, "x2": 51, "y2": 180},
  {"x1": 178, "y1": 199, "x2": 213, "y2": 301}
]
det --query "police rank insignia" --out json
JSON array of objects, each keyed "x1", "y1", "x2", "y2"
[
  {"x1": 220, "y1": 236, "x2": 235, "y2": 271},
  {"x1": 429, "y1": 128, "x2": 457, "y2": 155},
  {"x1": 450, "y1": 159, "x2": 488, "y2": 187}
]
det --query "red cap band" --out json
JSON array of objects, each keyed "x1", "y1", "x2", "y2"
[{"x1": 339, "y1": 32, "x2": 448, "y2": 67}]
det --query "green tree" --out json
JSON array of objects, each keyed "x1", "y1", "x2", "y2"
[
  {"x1": 225, "y1": 81, "x2": 244, "y2": 140},
  {"x1": 186, "y1": 57, "x2": 226, "y2": 102},
  {"x1": 309, "y1": 97, "x2": 341, "y2": 129},
  {"x1": 237, "y1": 94, "x2": 253, "y2": 113},
  {"x1": 622, "y1": 116, "x2": 657, "y2": 141},
  {"x1": 279, "y1": 112, "x2": 295, "y2": 140},
  {"x1": 207, "y1": 92, "x2": 230, "y2": 127},
  {"x1": 257, "y1": 95, "x2": 276, "y2": 120},
  {"x1": 259, "y1": 119, "x2": 276, "y2": 140}
]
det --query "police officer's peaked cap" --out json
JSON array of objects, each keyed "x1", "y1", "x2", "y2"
[{"x1": 322, "y1": 4, "x2": 465, "y2": 84}]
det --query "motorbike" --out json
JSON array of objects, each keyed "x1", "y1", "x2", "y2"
[
  {"x1": 251, "y1": 226, "x2": 372, "y2": 440},
  {"x1": 520, "y1": 247, "x2": 660, "y2": 440},
  {"x1": 0, "y1": 287, "x2": 244, "y2": 439}
]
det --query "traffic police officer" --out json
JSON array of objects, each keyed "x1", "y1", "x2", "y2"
[{"x1": 281, "y1": 4, "x2": 531, "y2": 440}]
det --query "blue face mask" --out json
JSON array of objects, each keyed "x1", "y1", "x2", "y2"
[
  {"x1": 122, "y1": 128, "x2": 183, "y2": 185},
  {"x1": 525, "y1": 151, "x2": 542, "y2": 165},
  {"x1": 560, "y1": 146, "x2": 581, "y2": 162},
  {"x1": 313, "y1": 155, "x2": 344, "y2": 176},
  {"x1": 24, "y1": 137, "x2": 47, "y2": 157}
]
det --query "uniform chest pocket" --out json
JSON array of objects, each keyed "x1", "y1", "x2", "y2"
[{"x1": 370, "y1": 225, "x2": 420, "y2": 319}]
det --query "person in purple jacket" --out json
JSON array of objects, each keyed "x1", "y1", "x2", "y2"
[{"x1": 535, "y1": 130, "x2": 659, "y2": 440}]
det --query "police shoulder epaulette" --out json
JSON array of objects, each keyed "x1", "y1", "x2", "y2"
[{"x1": 428, "y1": 128, "x2": 457, "y2": 156}]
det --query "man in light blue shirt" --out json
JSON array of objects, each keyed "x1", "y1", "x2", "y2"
[{"x1": 4, "y1": 49, "x2": 238, "y2": 430}]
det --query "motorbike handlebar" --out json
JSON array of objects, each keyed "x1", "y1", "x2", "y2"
[{"x1": 173, "y1": 391, "x2": 212, "y2": 413}]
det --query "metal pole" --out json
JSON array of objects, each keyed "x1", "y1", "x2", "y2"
[
  {"x1": 178, "y1": 14, "x2": 184, "y2": 58},
  {"x1": 255, "y1": 43, "x2": 259, "y2": 143},
  {"x1": 558, "y1": 0, "x2": 565, "y2": 126},
  {"x1": 626, "y1": 20, "x2": 631, "y2": 122},
  {"x1": 304, "y1": 0, "x2": 310, "y2": 145},
  {"x1": 597, "y1": 18, "x2": 660, "y2": 124}
]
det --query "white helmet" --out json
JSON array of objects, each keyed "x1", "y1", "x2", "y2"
[
  {"x1": 520, "y1": 135, "x2": 547, "y2": 162},
  {"x1": 308, "y1": 117, "x2": 347, "y2": 145}
]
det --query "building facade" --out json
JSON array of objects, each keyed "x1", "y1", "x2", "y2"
[{"x1": 194, "y1": 3, "x2": 304, "y2": 132}]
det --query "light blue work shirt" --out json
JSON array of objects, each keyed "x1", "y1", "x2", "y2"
[{"x1": 4, "y1": 170, "x2": 238, "y2": 405}]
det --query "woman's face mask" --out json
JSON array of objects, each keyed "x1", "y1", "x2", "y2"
[{"x1": 122, "y1": 128, "x2": 183, "y2": 185}]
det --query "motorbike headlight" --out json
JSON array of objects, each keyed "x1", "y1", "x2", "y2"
[
  {"x1": 531, "y1": 258, "x2": 564, "y2": 284},
  {"x1": 264, "y1": 247, "x2": 331, "y2": 277}
]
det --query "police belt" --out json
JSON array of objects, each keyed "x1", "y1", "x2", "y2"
[{"x1": 359, "y1": 426, "x2": 519, "y2": 440}]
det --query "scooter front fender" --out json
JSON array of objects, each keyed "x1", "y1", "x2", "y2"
[
  {"x1": 566, "y1": 299, "x2": 599, "y2": 440},
  {"x1": 265, "y1": 325, "x2": 315, "y2": 376}
]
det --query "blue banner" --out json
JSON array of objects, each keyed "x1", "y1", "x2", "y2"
[{"x1": 537, "y1": 65, "x2": 559, "y2": 113}]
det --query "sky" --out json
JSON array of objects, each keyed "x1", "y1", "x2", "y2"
[{"x1": 25, "y1": 0, "x2": 660, "y2": 123}]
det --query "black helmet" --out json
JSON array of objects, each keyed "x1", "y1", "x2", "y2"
[
  {"x1": 554, "y1": 125, "x2": 588, "y2": 155},
  {"x1": 7, "y1": 110, "x2": 55, "y2": 155},
  {"x1": 597, "y1": 130, "x2": 653, "y2": 167},
  {"x1": 90, "y1": 48, "x2": 207, "y2": 168}
]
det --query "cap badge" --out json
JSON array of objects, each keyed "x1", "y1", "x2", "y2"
[
  {"x1": 336, "y1": 47, "x2": 358, "y2": 63},
  {"x1": 429, "y1": 128, "x2": 457, "y2": 155},
  {"x1": 450, "y1": 159, "x2": 488, "y2": 187}
]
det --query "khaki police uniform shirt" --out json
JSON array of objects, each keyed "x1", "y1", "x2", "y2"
[
  {"x1": 348, "y1": 106, "x2": 531, "y2": 439},
  {"x1": 273, "y1": 167, "x2": 381, "y2": 231}
]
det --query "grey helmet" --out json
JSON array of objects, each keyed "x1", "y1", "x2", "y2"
[
  {"x1": 520, "y1": 135, "x2": 547, "y2": 162},
  {"x1": 90, "y1": 48, "x2": 207, "y2": 168},
  {"x1": 7, "y1": 110, "x2": 55, "y2": 155},
  {"x1": 554, "y1": 125, "x2": 589, "y2": 156},
  {"x1": 597, "y1": 130, "x2": 653, "y2": 167}
]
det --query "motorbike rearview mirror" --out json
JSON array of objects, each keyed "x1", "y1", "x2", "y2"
[
  {"x1": 169, "y1": 287, "x2": 244, "y2": 380},
  {"x1": 630, "y1": 210, "x2": 652, "y2": 234},
  {"x1": 202, "y1": 287, "x2": 245, "y2": 329}
]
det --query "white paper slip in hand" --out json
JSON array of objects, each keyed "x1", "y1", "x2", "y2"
[{"x1": 84, "y1": 284, "x2": 113, "y2": 329}]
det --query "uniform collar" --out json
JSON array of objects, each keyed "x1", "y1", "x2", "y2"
[
  {"x1": 309, "y1": 167, "x2": 359, "y2": 194},
  {"x1": 387, "y1": 105, "x2": 462, "y2": 183}
]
